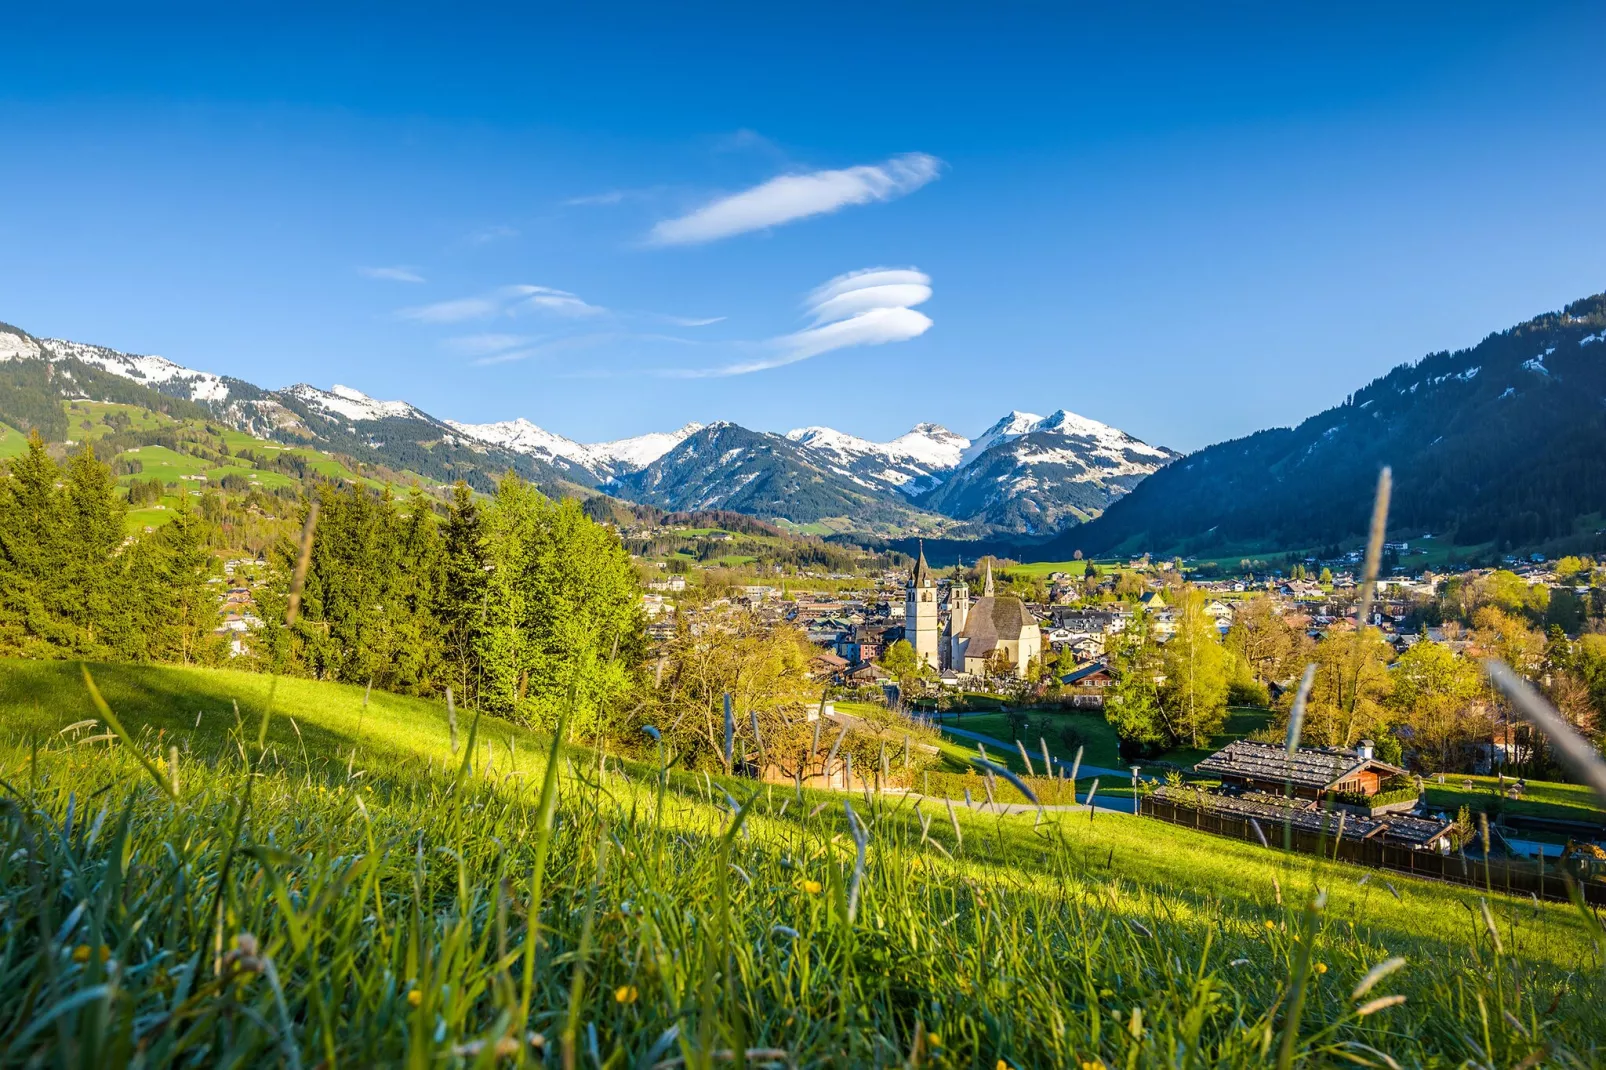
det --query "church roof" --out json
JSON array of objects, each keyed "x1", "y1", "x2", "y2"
[{"x1": 957, "y1": 593, "x2": 1034, "y2": 657}]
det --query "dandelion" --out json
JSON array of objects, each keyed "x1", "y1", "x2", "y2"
[
  {"x1": 1264, "y1": 920, "x2": 1276, "y2": 931},
  {"x1": 615, "y1": 985, "x2": 638, "y2": 1004},
  {"x1": 803, "y1": 879, "x2": 823, "y2": 895},
  {"x1": 997, "y1": 1060, "x2": 1011, "y2": 1070},
  {"x1": 1316, "y1": 962, "x2": 1328, "y2": 974},
  {"x1": 407, "y1": 989, "x2": 423, "y2": 1008},
  {"x1": 72, "y1": 945, "x2": 91, "y2": 964},
  {"x1": 928, "y1": 1033, "x2": 942, "y2": 1047}
]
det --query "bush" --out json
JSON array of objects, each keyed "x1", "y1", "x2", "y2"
[{"x1": 1226, "y1": 679, "x2": 1270, "y2": 707}]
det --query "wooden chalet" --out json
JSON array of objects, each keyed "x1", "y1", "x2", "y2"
[
  {"x1": 1194, "y1": 739, "x2": 1406, "y2": 803},
  {"x1": 1151, "y1": 786, "x2": 1455, "y2": 850}
]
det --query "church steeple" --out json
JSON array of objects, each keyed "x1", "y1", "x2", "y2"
[
  {"x1": 983, "y1": 558, "x2": 995, "y2": 598},
  {"x1": 910, "y1": 540, "x2": 932, "y2": 589}
]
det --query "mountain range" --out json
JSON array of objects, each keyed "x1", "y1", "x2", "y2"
[{"x1": 0, "y1": 319, "x2": 1175, "y2": 537}]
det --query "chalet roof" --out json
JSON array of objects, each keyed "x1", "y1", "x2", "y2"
[
  {"x1": 1061, "y1": 661, "x2": 1111, "y2": 686},
  {"x1": 1194, "y1": 739, "x2": 1406, "y2": 791},
  {"x1": 1153, "y1": 787, "x2": 1454, "y2": 848},
  {"x1": 957, "y1": 594, "x2": 1033, "y2": 657}
]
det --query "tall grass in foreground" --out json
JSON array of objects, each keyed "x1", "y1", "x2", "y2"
[{"x1": 1, "y1": 707, "x2": 1603, "y2": 1068}]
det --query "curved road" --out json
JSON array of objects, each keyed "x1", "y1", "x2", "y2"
[{"x1": 938, "y1": 724, "x2": 1136, "y2": 813}]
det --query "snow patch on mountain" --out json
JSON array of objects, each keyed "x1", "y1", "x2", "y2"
[
  {"x1": 447, "y1": 417, "x2": 704, "y2": 477},
  {"x1": 289, "y1": 384, "x2": 422, "y2": 422},
  {"x1": 960, "y1": 410, "x2": 1045, "y2": 466},
  {"x1": 41, "y1": 338, "x2": 231, "y2": 403},
  {"x1": 785, "y1": 422, "x2": 969, "y2": 471},
  {"x1": 0, "y1": 328, "x2": 43, "y2": 362}
]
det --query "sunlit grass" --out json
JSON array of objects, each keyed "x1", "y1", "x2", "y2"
[{"x1": 1, "y1": 660, "x2": 1602, "y2": 1066}]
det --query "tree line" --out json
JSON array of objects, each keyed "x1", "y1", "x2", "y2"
[
  {"x1": 256, "y1": 478, "x2": 646, "y2": 737},
  {"x1": 0, "y1": 434, "x2": 217, "y2": 663},
  {"x1": 0, "y1": 432, "x2": 648, "y2": 739}
]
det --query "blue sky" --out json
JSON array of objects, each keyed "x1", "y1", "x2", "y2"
[{"x1": 3, "y1": 4, "x2": 1605, "y2": 451}]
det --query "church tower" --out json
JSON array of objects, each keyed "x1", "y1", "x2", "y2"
[
  {"x1": 946, "y1": 560, "x2": 969, "y2": 669},
  {"x1": 905, "y1": 541, "x2": 939, "y2": 670}
]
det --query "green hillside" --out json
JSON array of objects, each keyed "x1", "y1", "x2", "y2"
[
  {"x1": 1063, "y1": 292, "x2": 1606, "y2": 559},
  {"x1": 0, "y1": 658, "x2": 1601, "y2": 1066}
]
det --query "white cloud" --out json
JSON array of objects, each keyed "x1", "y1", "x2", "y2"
[
  {"x1": 647, "y1": 153, "x2": 942, "y2": 245},
  {"x1": 665, "y1": 266, "x2": 931, "y2": 378},
  {"x1": 359, "y1": 265, "x2": 426, "y2": 283},
  {"x1": 399, "y1": 285, "x2": 607, "y2": 324},
  {"x1": 661, "y1": 315, "x2": 727, "y2": 327}
]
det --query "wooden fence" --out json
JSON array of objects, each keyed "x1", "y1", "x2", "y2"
[{"x1": 1140, "y1": 796, "x2": 1606, "y2": 906}]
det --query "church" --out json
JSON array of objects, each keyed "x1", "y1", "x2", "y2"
[{"x1": 905, "y1": 547, "x2": 1041, "y2": 678}]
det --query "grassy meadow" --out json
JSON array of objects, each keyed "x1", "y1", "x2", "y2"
[{"x1": 1, "y1": 659, "x2": 1603, "y2": 1067}]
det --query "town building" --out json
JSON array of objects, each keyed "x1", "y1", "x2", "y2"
[{"x1": 947, "y1": 561, "x2": 1041, "y2": 676}]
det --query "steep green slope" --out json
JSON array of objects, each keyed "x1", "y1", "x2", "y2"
[
  {"x1": 1, "y1": 658, "x2": 1601, "y2": 1065},
  {"x1": 1062, "y1": 292, "x2": 1606, "y2": 557}
]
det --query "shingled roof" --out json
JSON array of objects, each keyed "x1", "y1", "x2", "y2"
[
  {"x1": 1194, "y1": 739, "x2": 1405, "y2": 791},
  {"x1": 1152, "y1": 787, "x2": 1454, "y2": 848},
  {"x1": 957, "y1": 594, "x2": 1034, "y2": 657}
]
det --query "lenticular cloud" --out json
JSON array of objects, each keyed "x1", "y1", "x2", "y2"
[
  {"x1": 664, "y1": 266, "x2": 932, "y2": 378},
  {"x1": 781, "y1": 267, "x2": 932, "y2": 362}
]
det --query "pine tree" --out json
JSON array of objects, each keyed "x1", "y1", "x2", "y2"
[
  {"x1": 56, "y1": 446, "x2": 126, "y2": 655},
  {"x1": 0, "y1": 433, "x2": 64, "y2": 654},
  {"x1": 441, "y1": 481, "x2": 489, "y2": 703}
]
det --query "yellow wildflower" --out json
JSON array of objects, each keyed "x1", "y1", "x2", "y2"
[
  {"x1": 802, "y1": 879, "x2": 823, "y2": 895},
  {"x1": 1264, "y1": 920, "x2": 1276, "y2": 930},
  {"x1": 614, "y1": 985, "x2": 638, "y2": 1004},
  {"x1": 1315, "y1": 962, "x2": 1328, "y2": 974},
  {"x1": 72, "y1": 945, "x2": 92, "y2": 964},
  {"x1": 407, "y1": 989, "x2": 423, "y2": 1008},
  {"x1": 928, "y1": 1033, "x2": 942, "y2": 1048},
  {"x1": 997, "y1": 1061, "x2": 1011, "y2": 1070}
]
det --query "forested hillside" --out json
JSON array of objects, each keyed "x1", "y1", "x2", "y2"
[{"x1": 1061, "y1": 292, "x2": 1606, "y2": 557}]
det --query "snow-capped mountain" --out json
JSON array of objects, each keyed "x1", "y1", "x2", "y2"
[
  {"x1": 0, "y1": 316, "x2": 1176, "y2": 534},
  {"x1": 0, "y1": 334, "x2": 236, "y2": 404},
  {"x1": 446, "y1": 417, "x2": 703, "y2": 480},
  {"x1": 914, "y1": 409, "x2": 1178, "y2": 533},
  {"x1": 784, "y1": 422, "x2": 969, "y2": 494}
]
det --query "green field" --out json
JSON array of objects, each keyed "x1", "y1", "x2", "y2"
[
  {"x1": 1158, "y1": 706, "x2": 1278, "y2": 767},
  {"x1": 940, "y1": 709, "x2": 1124, "y2": 770},
  {"x1": 1423, "y1": 772, "x2": 1606, "y2": 825},
  {"x1": 0, "y1": 421, "x2": 30, "y2": 459},
  {"x1": 1, "y1": 658, "x2": 1602, "y2": 1066}
]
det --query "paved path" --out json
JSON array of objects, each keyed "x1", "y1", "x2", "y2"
[{"x1": 939, "y1": 724, "x2": 1129, "y2": 781}]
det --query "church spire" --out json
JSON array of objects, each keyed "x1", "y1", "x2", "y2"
[
  {"x1": 983, "y1": 558, "x2": 995, "y2": 598},
  {"x1": 911, "y1": 539, "x2": 931, "y2": 588}
]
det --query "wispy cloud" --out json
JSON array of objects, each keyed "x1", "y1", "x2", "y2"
[
  {"x1": 399, "y1": 284, "x2": 606, "y2": 324},
  {"x1": 471, "y1": 333, "x2": 621, "y2": 367},
  {"x1": 359, "y1": 265, "x2": 426, "y2": 283},
  {"x1": 564, "y1": 190, "x2": 628, "y2": 207},
  {"x1": 444, "y1": 333, "x2": 536, "y2": 357},
  {"x1": 647, "y1": 153, "x2": 942, "y2": 245},
  {"x1": 664, "y1": 267, "x2": 931, "y2": 378},
  {"x1": 466, "y1": 224, "x2": 519, "y2": 245},
  {"x1": 660, "y1": 315, "x2": 727, "y2": 328}
]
